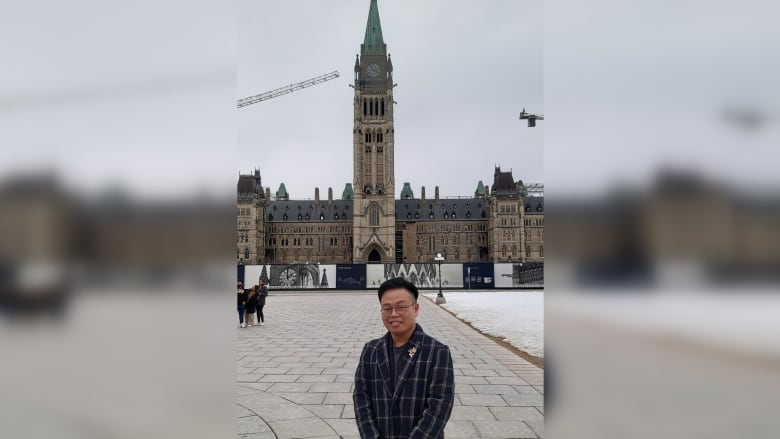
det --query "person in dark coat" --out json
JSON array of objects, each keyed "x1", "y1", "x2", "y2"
[
  {"x1": 256, "y1": 279, "x2": 268, "y2": 326},
  {"x1": 237, "y1": 281, "x2": 247, "y2": 328},
  {"x1": 353, "y1": 277, "x2": 455, "y2": 438},
  {"x1": 244, "y1": 286, "x2": 258, "y2": 327}
]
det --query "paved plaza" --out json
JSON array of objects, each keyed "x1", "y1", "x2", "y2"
[{"x1": 237, "y1": 292, "x2": 544, "y2": 438}]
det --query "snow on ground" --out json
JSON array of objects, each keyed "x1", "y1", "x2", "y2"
[{"x1": 425, "y1": 291, "x2": 544, "y2": 358}]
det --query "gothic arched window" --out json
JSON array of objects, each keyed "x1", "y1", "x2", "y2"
[{"x1": 369, "y1": 204, "x2": 379, "y2": 226}]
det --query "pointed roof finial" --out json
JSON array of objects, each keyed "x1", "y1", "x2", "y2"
[{"x1": 363, "y1": 0, "x2": 386, "y2": 56}]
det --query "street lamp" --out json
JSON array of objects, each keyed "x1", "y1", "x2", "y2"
[{"x1": 434, "y1": 253, "x2": 446, "y2": 304}]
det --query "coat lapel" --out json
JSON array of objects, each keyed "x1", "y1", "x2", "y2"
[{"x1": 379, "y1": 332, "x2": 394, "y2": 397}]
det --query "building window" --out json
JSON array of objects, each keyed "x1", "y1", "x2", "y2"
[
  {"x1": 369, "y1": 204, "x2": 379, "y2": 226},
  {"x1": 526, "y1": 245, "x2": 531, "y2": 257}
]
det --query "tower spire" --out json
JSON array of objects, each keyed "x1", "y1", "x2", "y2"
[{"x1": 363, "y1": 0, "x2": 386, "y2": 56}]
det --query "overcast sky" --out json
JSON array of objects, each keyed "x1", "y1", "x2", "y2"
[
  {"x1": 238, "y1": 0, "x2": 544, "y2": 200},
  {"x1": 544, "y1": 0, "x2": 780, "y2": 196},
  {"x1": 2, "y1": 0, "x2": 777, "y2": 201}
]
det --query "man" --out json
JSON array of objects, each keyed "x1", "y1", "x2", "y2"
[{"x1": 353, "y1": 277, "x2": 455, "y2": 438}]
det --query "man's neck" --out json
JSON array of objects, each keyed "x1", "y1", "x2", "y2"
[{"x1": 391, "y1": 327, "x2": 415, "y2": 347}]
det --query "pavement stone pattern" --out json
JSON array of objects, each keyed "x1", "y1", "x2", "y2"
[{"x1": 237, "y1": 292, "x2": 544, "y2": 438}]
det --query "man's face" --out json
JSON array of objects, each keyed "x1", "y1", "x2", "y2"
[{"x1": 380, "y1": 288, "x2": 419, "y2": 338}]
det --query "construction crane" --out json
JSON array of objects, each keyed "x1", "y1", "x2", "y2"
[
  {"x1": 237, "y1": 71, "x2": 340, "y2": 108},
  {"x1": 519, "y1": 108, "x2": 544, "y2": 127}
]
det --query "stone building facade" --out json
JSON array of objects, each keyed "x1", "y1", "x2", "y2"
[{"x1": 237, "y1": 0, "x2": 543, "y2": 266}]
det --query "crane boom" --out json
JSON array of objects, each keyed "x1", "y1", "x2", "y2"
[{"x1": 237, "y1": 71, "x2": 340, "y2": 108}]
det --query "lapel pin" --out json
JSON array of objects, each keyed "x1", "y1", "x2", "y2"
[{"x1": 408, "y1": 346, "x2": 417, "y2": 358}]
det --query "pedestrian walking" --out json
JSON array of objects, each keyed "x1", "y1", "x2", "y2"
[
  {"x1": 353, "y1": 277, "x2": 455, "y2": 438},
  {"x1": 237, "y1": 281, "x2": 247, "y2": 328},
  {"x1": 256, "y1": 279, "x2": 268, "y2": 326},
  {"x1": 244, "y1": 285, "x2": 258, "y2": 327}
]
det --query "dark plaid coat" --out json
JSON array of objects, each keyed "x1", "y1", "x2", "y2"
[{"x1": 354, "y1": 324, "x2": 455, "y2": 438}]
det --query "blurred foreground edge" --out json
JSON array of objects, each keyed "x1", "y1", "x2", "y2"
[{"x1": 0, "y1": 172, "x2": 234, "y2": 322}]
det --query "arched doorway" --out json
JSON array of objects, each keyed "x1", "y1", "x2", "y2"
[{"x1": 368, "y1": 249, "x2": 381, "y2": 263}]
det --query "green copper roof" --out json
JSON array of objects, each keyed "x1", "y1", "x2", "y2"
[
  {"x1": 475, "y1": 180, "x2": 486, "y2": 196},
  {"x1": 342, "y1": 183, "x2": 354, "y2": 200},
  {"x1": 276, "y1": 183, "x2": 288, "y2": 198},
  {"x1": 400, "y1": 182, "x2": 414, "y2": 199},
  {"x1": 363, "y1": 0, "x2": 386, "y2": 56}
]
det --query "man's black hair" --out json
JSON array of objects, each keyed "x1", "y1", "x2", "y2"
[{"x1": 377, "y1": 277, "x2": 419, "y2": 301}]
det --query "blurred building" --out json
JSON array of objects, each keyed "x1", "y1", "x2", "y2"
[
  {"x1": 237, "y1": 0, "x2": 544, "y2": 266},
  {"x1": 549, "y1": 171, "x2": 780, "y2": 286},
  {"x1": 0, "y1": 172, "x2": 234, "y2": 297}
]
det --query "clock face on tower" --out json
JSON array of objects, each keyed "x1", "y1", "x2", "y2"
[{"x1": 367, "y1": 63, "x2": 381, "y2": 78}]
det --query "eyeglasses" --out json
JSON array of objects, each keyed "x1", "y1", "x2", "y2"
[{"x1": 380, "y1": 303, "x2": 416, "y2": 316}]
